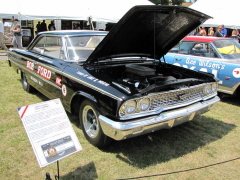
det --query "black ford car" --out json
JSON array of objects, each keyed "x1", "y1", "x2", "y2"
[{"x1": 8, "y1": 5, "x2": 219, "y2": 148}]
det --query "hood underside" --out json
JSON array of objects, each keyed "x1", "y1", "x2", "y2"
[{"x1": 85, "y1": 5, "x2": 211, "y2": 65}]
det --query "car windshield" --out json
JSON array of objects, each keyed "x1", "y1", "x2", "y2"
[
  {"x1": 66, "y1": 36, "x2": 105, "y2": 61},
  {"x1": 212, "y1": 39, "x2": 240, "y2": 59}
]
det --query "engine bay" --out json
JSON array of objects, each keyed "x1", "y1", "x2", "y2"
[{"x1": 95, "y1": 62, "x2": 214, "y2": 95}]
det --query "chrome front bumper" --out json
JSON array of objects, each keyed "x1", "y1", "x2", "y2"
[{"x1": 99, "y1": 96, "x2": 220, "y2": 141}]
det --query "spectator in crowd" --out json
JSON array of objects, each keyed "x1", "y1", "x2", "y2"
[
  {"x1": 10, "y1": 19, "x2": 23, "y2": 49},
  {"x1": 199, "y1": 27, "x2": 207, "y2": 36},
  {"x1": 208, "y1": 27, "x2": 214, "y2": 36},
  {"x1": 196, "y1": 30, "x2": 205, "y2": 36},
  {"x1": 36, "y1": 21, "x2": 41, "y2": 34},
  {"x1": 214, "y1": 26, "x2": 224, "y2": 37},
  {"x1": 221, "y1": 24, "x2": 228, "y2": 37},
  {"x1": 229, "y1": 30, "x2": 240, "y2": 43},
  {"x1": 40, "y1": 20, "x2": 47, "y2": 31},
  {"x1": 48, "y1": 20, "x2": 56, "y2": 31},
  {"x1": 0, "y1": 20, "x2": 8, "y2": 51}
]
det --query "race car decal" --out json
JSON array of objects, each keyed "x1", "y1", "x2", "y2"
[
  {"x1": 37, "y1": 65, "x2": 52, "y2": 80},
  {"x1": 26, "y1": 60, "x2": 34, "y2": 71},
  {"x1": 55, "y1": 77, "x2": 62, "y2": 86},
  {"x1": 233, "y1": 68, "x2": 240, "y2": 78},
  {"x1": 185, "y1": 58, "x2": 225, "y2": 70},
  {"x1": 76, "y1": 71, "x2": 109, "y2": 86},
  {"x1": 198, "y1": 59, "x2": 225, "y2": 70},
  {"x1": 62, "y1": 84, "x2": 67, "y2": 96},
  {"x1": 30, "y1": 76, "x2": 43, "y2": 86}
]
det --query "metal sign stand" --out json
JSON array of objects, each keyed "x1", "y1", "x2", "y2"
[{"x1": 45, "y1": 161, "x2": 60, "y2": 180}]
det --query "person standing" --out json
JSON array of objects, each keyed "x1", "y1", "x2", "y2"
[
  {"x1": 36, "y1": 21, "x2": 41, "y2": 34},
  {"x1": 214, "y1": 26, "x2": 224, "y2": 37},
  {"x1": 40, "y1": 20, "x2": 47, "y2": 32},
  {"x1": 229, "y1": 30, "x2": 240, "y2": 43},
  {"x1": 48, "y1": 20, "x2": 56, "y2": 31},
  {"x1": 199, "y1": 27, "x2": 207, "y2": 36},
  {"x1": 208, "y1": 27, "x2": 214, "y2": 36},
  {"x1": 0, "y1": 20, "x2": 8, "y2": 51},
  {"x1": 196, "y1": 30, "x2": 205, "y2": 36},
  {"x1": 10, "y1": 19, "x2": 23, "y2": 49},
  {"x1": 221, "y1": 25, "x2": 228, "y2": 37}
]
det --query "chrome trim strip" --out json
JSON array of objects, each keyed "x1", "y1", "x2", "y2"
[
  {"x1": 99, "y1": 96, "x2": 220, "y2": 140},
  {"x1": 218, "y1": 83, "x2": 240, "y2": 95},
  {"x1": 218, "y1": 88, "x2": 234, "y2": 95}
]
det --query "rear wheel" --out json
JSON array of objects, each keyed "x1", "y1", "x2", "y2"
[
  {"x1": 79, "y1": 99, "x2": 112, "y2": 148},
  {"x1": 21, "y1": 72, "x2": 34, "y2": 93}
]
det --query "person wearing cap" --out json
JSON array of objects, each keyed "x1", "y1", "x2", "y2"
[
  {"x1": 220, "y1": 24, "x2": 228, "y2": 37},
  {"x1": 0, "y1": 20, "x2": 8, "y2": 51},
  {"x1": 10, "y1": 19, "x2": 23, "y2": 49}
]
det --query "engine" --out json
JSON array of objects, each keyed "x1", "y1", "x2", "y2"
[
  {"x1": 121, "y1": 64, "x2": 180, "y2": 92},
  {"x1": 115, "y1": 64, "x2": 202, "y2": 94}
]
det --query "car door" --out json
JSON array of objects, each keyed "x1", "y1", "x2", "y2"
[
  {"x1": 171, "y1": 41, "x2": 223, "y2": 80},
  {"x1": 211, "y1": 39, "x2": 240, "y2": 95},
  {"x1": 217, "y1": 59, "x2": 240, "y2": 95},
  {"x1": 29, "y1": 35, "x2": 67, "y2": 100}
]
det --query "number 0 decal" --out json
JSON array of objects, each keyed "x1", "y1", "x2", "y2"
[{"x1": 62, "y1": 84, "x2": 67, "y2": 96}]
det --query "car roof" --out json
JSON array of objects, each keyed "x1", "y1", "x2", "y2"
[{"x1": 183, "y1": 36, "x2": 226, "y2": 42}]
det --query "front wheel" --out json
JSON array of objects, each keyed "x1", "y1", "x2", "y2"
[
  {"x1": 79, "y1": 99, "x2": 112, "y2": 148},
  {"x1": 21, "y1": 72, "x2": 35, "y2": 93}
]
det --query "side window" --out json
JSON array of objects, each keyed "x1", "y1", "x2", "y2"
[
  {"x1": 31, "y1": 36, "x2": 64, "y2": 60},
  {"x1": 179, "y1": 41, "x2": 194, "y2": 55},
  {"x1": 32, "y1": 37, "x2": 45, "y2": 53},
  {"x1": 43, "y1": 37, "x2": 63, "y2": 59},
  {"x1": 208, "y1": 45, "x2": 219, "y2": 58},
  {"x1": 190, "y1": 43, "x2": 208, "y2": 56},
  {"x1": 169, "y1": 44, "x2": 179, "y2": 53},
  {"x1": 184, "y1": 42, "x2": 219, "y2": 58}
]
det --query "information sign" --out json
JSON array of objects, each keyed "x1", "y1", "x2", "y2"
[{"x1": 17, "y1": 98, "x2": 82, "y2": 168}]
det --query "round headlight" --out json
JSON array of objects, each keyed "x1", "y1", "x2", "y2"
[
  {"x1": 139, "y1": 98, "x2": 150, "y2": 111},
  {"x1": 212, "y1": 83, "x2": 218, "y2": 92},
  {"x1": 126, "y1": 101, "x2": 137, "y2": 114},
  {"x1": 204, "y1": 84, "x2": 212, "y2": 95},
  {"x1": 120, "y1": 100, "x2": 137, "y2": 115}
]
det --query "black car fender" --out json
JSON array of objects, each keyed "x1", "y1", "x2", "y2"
[{"x1": 69, "y1": 91, "x2": 97, "y2": 115}]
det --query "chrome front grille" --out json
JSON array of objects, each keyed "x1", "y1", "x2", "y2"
[{"x1": 148, "y1": 83, "x2": 215, "y2": 111}]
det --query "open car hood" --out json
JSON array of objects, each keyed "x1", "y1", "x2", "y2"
[{"x1": 84, "y1": 5, "x2": 211, "y2": 65}]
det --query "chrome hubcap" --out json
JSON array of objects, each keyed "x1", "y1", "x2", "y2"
[{"x1": 82, "y1": 105, "x2": 99, "y2": 138}]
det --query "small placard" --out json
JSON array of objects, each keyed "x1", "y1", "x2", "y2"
[{"x1": 17, "y1": 98, "x2": 82, "y2": 168}]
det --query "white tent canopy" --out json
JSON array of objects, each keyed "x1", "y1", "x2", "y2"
[
  {"x1": 0, "y1": 0, "x2": 153, "y2": 22},
  {"x1": 190, "y1": 0, "x2": 240, "y2": 29}
]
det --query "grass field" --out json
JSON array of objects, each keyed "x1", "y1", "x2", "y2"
[{"x1": 0, "y1": 59, "x2": 240, "y2": 180}]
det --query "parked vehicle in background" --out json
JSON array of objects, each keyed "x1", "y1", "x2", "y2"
[
  {"x1": 7, "y1": 6, "x2": 219, "y2": 148},
  {"x1": 162, "y1": 36, "x2": 240, "y2": 98}
]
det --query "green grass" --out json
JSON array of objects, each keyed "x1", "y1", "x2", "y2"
[{"x1": 0, "y1": 60, "x2": 240, "y2": 180}]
